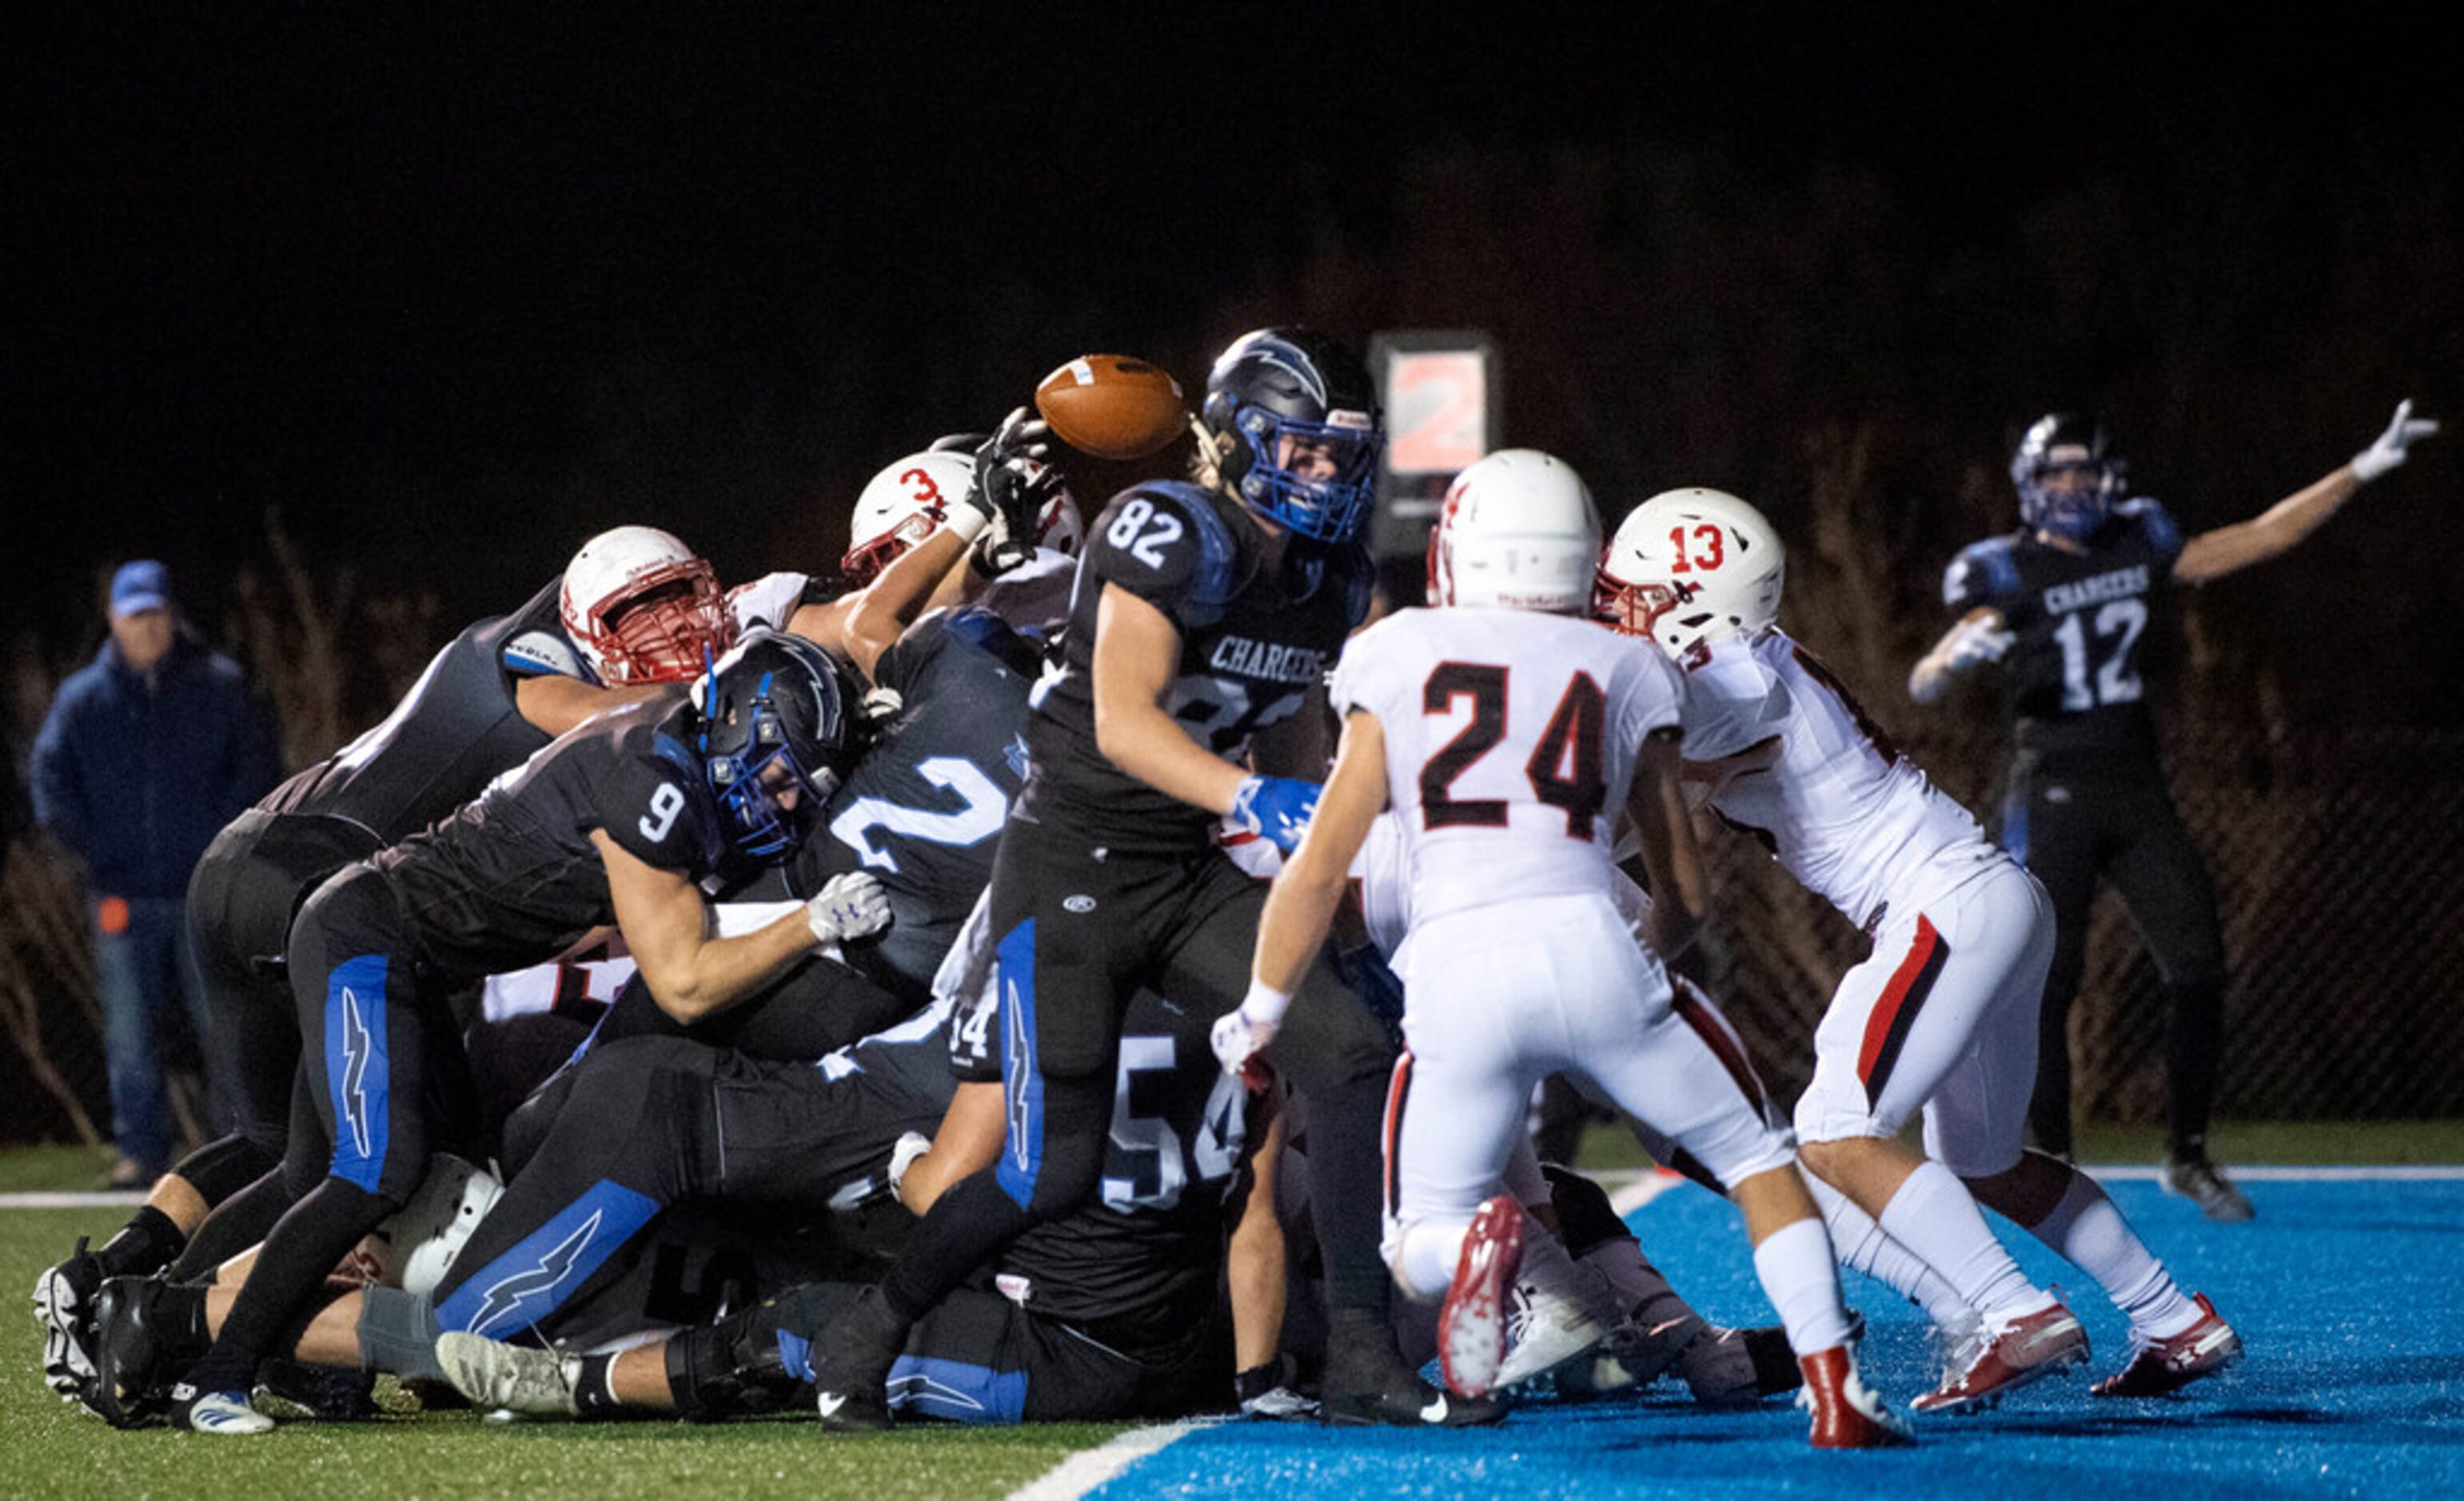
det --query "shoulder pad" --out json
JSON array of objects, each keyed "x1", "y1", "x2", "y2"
[
  {"x1": 1943, "y1": 536, "x2": 2022, "y2": 609},
  {"x1": 940, "y1": 606, "x2": 1044, "y2": 679},
  {"x1": 503, "y1": 628, "x2": 589, "y2": 681},
  {"x1": 1094, "y1": 480, "x2": 1247, "y2": 625},
  {"x1": 2115, "y1": 497, "x2": 2183, "y2": 559}
]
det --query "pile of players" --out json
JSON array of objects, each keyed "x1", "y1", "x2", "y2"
[{"x1": 34, "y1": 327, "x2": 2433, "y2": 1448}]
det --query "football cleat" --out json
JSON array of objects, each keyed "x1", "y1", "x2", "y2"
[
  {"x1": 1437, "y1": 1195, "x2": 1525, "y2": 1399},
  {"x1": 1681, "y1": 1323, "x2": 1808, "y2": 1406},
  {"x1": 1911, "y1": 1301, "x2": 2089, "y2": 1415},
  {"x1": 2163, "y1": 1158, "x2": 2255, "y2": 1223},
  {"x1": 2092, "y1": 1294, "x2": 2244, "y2": 1398},
  {"x1": 34, "y1": 1238, "x2": 105, "y2": 1401},
  {"x1": 1320, "y1": 1306, "x2": 1506, "y2": 1427},
  {"x1": 1493, "y1": 1277, "x2": 1607, "y2": 1392},
  {"x1": 170, "y1": 1384, "x2": 275, "y2": 1435},
  {"x1": 809, "y1": 1287, "x2": 903, "y2": 1433},
  {"x1": 436, "y1": 1331, "x2": 581, "y2": 1417},
  {"x1": 1796, "y1": 1345, "x2": 1915, "y2": 1448},
  {"x1": 85, "y1": 1277, "x2": 178, "y2": 1428}
]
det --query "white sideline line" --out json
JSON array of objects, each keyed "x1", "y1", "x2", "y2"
[
  {"x1": 1588, "y1": 1163, "x2": 2464, "y2": 1216},
  {"x1": 1008, "y1": 1419, "x2": 1210, "y2": 1501},
  {"x1": 0, "y1": 1191, "x2": 147, "y2": 1209}
]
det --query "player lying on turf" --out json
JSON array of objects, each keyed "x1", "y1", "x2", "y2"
[
  {"x1": 1598, "y1": 488, "x2": 2243, "y2": 1407},
  {"x1": 1213, "y1": 448, "x2": 1912, "y2": 1447}
]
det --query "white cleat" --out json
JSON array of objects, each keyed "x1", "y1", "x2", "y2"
[
  {"x1": 1494, "y1": 1280, "x2": 1607, "y2": 1392},
  {"x1": 435, "y1": 1330, "x2": 582, "y2": 1417},
  {"x1": 171, "y1": 1385, "x2": 276, "y2": 1435}
]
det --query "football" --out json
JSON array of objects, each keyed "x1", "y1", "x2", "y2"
[{"x1": 1034, "y1": 353, "x2": 1190, "y2": 460}]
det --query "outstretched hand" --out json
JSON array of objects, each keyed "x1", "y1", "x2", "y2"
[{"x1": 2351, "y1": 399, "x2": 2440, "y2": 483}]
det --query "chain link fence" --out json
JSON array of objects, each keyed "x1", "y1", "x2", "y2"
[
  {"x1": 1690, "y1": 723, "x2": 2464, "y2": 1125},
  {"x1": 6, "y1": 721, "x2": 2460, "y2": 1147}
]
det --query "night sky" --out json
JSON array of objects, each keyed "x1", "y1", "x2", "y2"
[{"x1": 11, "y1": 8, "x2": 2459, "y2": 715}]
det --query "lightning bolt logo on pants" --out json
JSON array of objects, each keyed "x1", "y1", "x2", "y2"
[
  {"x1": 467, "y1": 1209, "x2": 602, "y2": 1337},
  {"x1": 340, "y1": 988, "x2": 373, "y2": 1161}
]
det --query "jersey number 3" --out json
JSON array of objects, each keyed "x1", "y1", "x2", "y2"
[{"x1": 1419, "y1": 663, "x2": 1606, "y2": 838}]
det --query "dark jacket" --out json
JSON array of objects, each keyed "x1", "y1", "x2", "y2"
[{"x1": 30, "y1": 630, "x2": 281, "y2": 898}]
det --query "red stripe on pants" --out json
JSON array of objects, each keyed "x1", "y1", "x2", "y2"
[
  {"x1": 1382, "y1": 1051, "x2": 1414, "y2": 1216},
  {"x1": 1858, "y1": 914, "x2": 1942, "y2": 1087}
]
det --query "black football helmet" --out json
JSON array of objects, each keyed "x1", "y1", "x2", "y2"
[
  {"x1": 692, "y1": 628, "x2": 860, "y2": 862},
  {"x1": 1199, "y1": 328, "x2": 1385, "y2": 543},
  {"x1": 2011, "y1": 413, "x2": 2127, "y2": 543}
]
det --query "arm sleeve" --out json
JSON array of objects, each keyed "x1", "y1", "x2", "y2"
[{"x1": 726, "y1": 571, "x2": 818, "y2": 633}]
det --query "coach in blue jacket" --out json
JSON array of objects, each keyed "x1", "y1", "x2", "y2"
[{"x1": 31, "y1": 560, "x2": 281, "y2": 1184}]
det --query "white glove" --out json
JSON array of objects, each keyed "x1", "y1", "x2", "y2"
[
  {"x1": 859, "y1": 685, "x2": 905, "y2": 727},
  {"x1": 1210, "y1": 1005, "x2": 1278, "y2": 1089},
  {"x1": 887, "y1": 1130, "x2": 933, "y2": 1206},
  {"x1": 1942, "y1": 614, "x2": 2016, "y2": 671},
  {"x1": 806, "y1": 871, "x2": 891, "y2": 946},
  {"x1": 2350, "y1": 399, "x2": 2440, "y2": 483}
]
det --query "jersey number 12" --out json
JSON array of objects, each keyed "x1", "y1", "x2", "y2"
[{"x1": 2053, "y1": 599, "x2": 2147, "y2": 711}]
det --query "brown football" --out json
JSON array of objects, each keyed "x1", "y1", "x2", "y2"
[{"x1": 1034, "y1": 353, "x2": 1190, "y2": 461}]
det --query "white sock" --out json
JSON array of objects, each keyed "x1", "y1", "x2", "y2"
[
  {"x1": 1394, "y1": 1219, "x2": 1469, "y2": 1301},
  {"x1": 2027, "y1": 1169, "x2": 2202, "y2": 1340},
  {"x1": 1876, "y1": 1159, "x2": 2051, "y2": 1326},
  {"x1": 1749, "y1": 1217, "x2": 1853, "y2": 1356},
  {"x1": 1802, "y1": 1167, "x2": 1976, "y2": 1329}
]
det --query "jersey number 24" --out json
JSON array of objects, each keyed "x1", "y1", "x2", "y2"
[{"x1": 1419, "y1": 663, "x2": 1606, "y2": 838}]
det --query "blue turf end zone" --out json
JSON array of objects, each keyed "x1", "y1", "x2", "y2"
[{"x1": 1098, "y1": 1177, "x2": 2464, "y2": 1499}]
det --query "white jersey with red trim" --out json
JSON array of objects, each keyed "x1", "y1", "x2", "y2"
[
  {"x1": 1331, "y1": 607, "x2": 1681, "y2": 932},
  {"x1": 726, "y1": 571, "x2": 815, "y2": 634},
  {"x1": 1684, "y1": 629, "x2": 1988, "y2": 930}
]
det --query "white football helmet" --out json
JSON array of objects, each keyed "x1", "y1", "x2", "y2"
[
  {"x1": 843, "y1": 451, "x2": 974, "y2": 583},
  {"x1": 1596, "y1": 488, "x2": 1785, "y2": 661},
  {"x1": 1425, "y1": 448, "x2": 1602, "y2": 613},
  {"x1": 560, "y1": 525, "x2": 732, "y2": 685},
  {"x1": 350, "y1": 1153, "x2": 504, "y2": 1297}
]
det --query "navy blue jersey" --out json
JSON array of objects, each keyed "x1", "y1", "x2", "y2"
[
  {"x1": 264, "y1": 579, "x2": 584, "y2": 842},
  {"x1": 371, "y1": 699, "x2": 740, "y2": 985},
  {"x1": 788, "y1": 609, "x2": 1037, "y2": 1001},
  {"x1": 1020, "y1": 482, "x2": 1373, "y2": 854},
  {"x1": 1944, "y1": 498, "x2": 2184, "y2": 773},
  {"x1": 951, "y1": 982, "x2": 1254, "y2": 1336}
]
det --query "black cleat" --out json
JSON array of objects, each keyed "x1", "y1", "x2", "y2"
[
  {"x1": 809, "y1": 1288, "x2": 903, "y2": 1432},
  {"x1": 86, "y1": 1278, "x2": 178, "y2": 1429},
  {"x1": 2164, "y1": 1158, "x2": 2255, "y2": 1223},
  {"x1": 34, "y1": 1238, "x2": 106, "y2": 1403},
  {"x1": 1319, "y1": 1309, "x2": 1505, "y2": 1427}
]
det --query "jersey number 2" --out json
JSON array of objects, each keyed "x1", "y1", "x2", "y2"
[{"x1": 1418, "y1": 663, "x2": 1606, "y2": 838}]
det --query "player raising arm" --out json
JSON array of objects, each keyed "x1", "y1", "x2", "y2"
[{"x1": 1907, "y1": 401, "x2": 2437, "y2": 1217}]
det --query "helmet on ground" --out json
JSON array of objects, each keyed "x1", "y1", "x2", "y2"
[
  {"x1": 1596, "y1": 488, "x2": 1786, "y2": 662},
  {"x1": 2011, "y1": 412, "x2": 2126, "y2": 543},
  {"x1": 560, "y1": 526, "x2": 733, "y2": 685},
  {"x1": 1199, "y1": 328, "x2": 1384, "y2": 543},
  {"x1": 1425, "y1": 448, "x2": 1601, "y2": 613},
  {"x1": 692, "y1": 628, "x2": 861, "y2": 862}
]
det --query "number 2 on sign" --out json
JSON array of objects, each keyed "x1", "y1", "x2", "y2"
[{"x1": 1669, "y1": 524, "x2": 1724, "y2": 571}]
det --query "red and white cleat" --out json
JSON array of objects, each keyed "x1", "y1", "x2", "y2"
[
  {"x1": 1437, "y1": 1195, "x2": 1525, "y2": 1399},
  {"x1": 1797, "y1": 1344, "x2": 1914, "y2": 1448},
  {"x1": 1911, "y1": 1301, "x2": 2090, "y2": 1415},
  {"x1": 2093, "y1": 1294, "x2": 2243, "y2": 1397}
]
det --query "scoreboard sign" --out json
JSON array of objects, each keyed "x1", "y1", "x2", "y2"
[{"x1": 1369, "y1": 330, "x2": 1500, "y2": 563}]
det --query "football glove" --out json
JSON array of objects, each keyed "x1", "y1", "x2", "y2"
[
  {"x1": 1209, "y1": 1006, "x2": 1278, "y2": 1093},
  {"x1": 887, "y1": 1130, "x2": 933, "y2": 1206},
  {"x1": 1230, "y1": 775, "x2": 1321, "y2": 855},
  {"x1": 962, "y1": 407, "x2": 1060, "y2": 576},
  {"x1": 1235, "y1": 1356, "x2": 1319, "y2": 1421},
  {"x1": 806, "y1": 872, "x2": 891, "y2": 947},
  {"x1": 2350, "y1": 398, "x2": 2440, "y2": 483},
  {"x1": 1942, "y1": 613, "x2": 2016, "y2": 671}
]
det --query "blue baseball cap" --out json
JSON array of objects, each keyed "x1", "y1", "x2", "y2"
[{"x1": 109, "y1": 559, "x2": 172, "y2": 617}]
